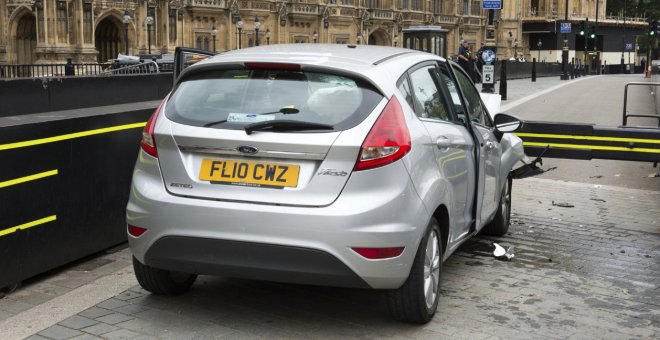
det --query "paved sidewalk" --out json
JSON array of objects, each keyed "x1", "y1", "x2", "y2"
[{"x1": 0, "y1": 177, "x2": 657, "y2": 339}]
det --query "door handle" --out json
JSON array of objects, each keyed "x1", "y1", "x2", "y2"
[{"x1": 436, "y1": 136, "x2": 452, "y2": 149}]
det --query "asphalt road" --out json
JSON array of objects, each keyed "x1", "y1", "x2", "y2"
[{"x1": 505, "y1": 74, "x2": 660, "y2": 191}]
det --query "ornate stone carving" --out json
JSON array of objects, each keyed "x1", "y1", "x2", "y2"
[
  {"x1": 277, "y1": 2, "x2": 287, "y2": 26},
  {"x1": 321, "y1": 5, "x2": 330, "y2": 29}
]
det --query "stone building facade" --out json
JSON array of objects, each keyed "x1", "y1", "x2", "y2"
[{"x1": 0, "y1": 0, "x2": 646, "y2": 66}]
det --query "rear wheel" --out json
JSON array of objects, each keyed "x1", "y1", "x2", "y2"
[
  {"x1": 387, "y1": 218, "x2": 442, "y2": 324},
  {"x1": 132, "y1": 257, "x2": 197, "y2": 295},
  {"x1": 482, "y1": 176, "x2": 512, "y2": 236}
]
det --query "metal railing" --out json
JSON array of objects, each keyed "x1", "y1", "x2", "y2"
[
  {"x1": 0, "y1": 63, "x2": 105, "y2": 79},
  {"x1": 622, "y1": 82, "x2": 660, "y2": 127},
  {"x1": 0, "y1": 61, "x2": 173, "y2": 80},
  {"x1": 97, "y1": 61, "x2": 161, "y2": 75}
]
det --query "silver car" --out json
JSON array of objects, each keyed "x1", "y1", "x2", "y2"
[{"x1": 127, "y1": 44, "x2": 525, "y2": 323}]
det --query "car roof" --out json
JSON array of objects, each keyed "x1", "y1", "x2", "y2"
[{"x1": 188, "y1": 44, "x2": 445, "y2": 74}]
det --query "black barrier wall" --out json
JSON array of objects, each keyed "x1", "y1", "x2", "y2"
[
  {"x1": 0, "y1": 73, "x2": 171, "y2": 117},
  {"x1": 493, "y1": 61, "x2": 562, "y2": 81},
  {"x1": 0, "y1": 103, "x2": 157, "y2": 287}
]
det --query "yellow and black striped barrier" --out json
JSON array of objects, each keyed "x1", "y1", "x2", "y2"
[
  {"x1": 516, "y1": 121, "x2": 660, "y2": 164},
  {"x1": 0, "y1": 108, "x2": 153, "y2": 287}
]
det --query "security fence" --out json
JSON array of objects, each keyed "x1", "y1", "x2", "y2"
[
  {"x1": 0, "y1": 60, "x2": 173, "y2": 79},
  {"x1": 0, "y1": 63, "x2": 105, "y2": 78}
]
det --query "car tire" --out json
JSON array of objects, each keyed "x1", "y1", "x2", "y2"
[
  {"x1": 482, "y1": 176, "x2": 512, "y2": 236},
  {"x1": 132, "y1": 257, "x2": 197, "y2": 295},
  {"x1": 387, "y1": 218, "x2": 442, "y2": 324}
]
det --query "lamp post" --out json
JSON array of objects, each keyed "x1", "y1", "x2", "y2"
[
  {"x1": 266, "y1": 28, "x2": 271, "y2": 45},
  {"x1": 123, "y1": 10, "x2": 131, "y2": 55},
  {"x1": 537, "y1": 39, "x2": 542, "y2": 61},
  {"x1": 594, "y1": 0, "x2": 600, "y2": 74},
  {"x1": 254, "y1": 17, "x2": 261, "y2": 46},
  {"x1": 146, "y1": 8, "x2": 154, "y2": 54},
  {"x1": 313, "y1": 31, "x2": 318, "y2": 44},
  {"x1": 621, "y1": 0, "x2": 626, "y2": 73},
  {"x1": 560, "y1": 0, "x2": 569, "y2": 80},
  {"x1": 211, "y1": 25, "x2": 217, "y2": 53},
  {"x1": 236, "y1": 17, "x2": 243, "y2": 49},
  {"x1": 584, "y1": 20, "x2": 589, "y2": 72}
]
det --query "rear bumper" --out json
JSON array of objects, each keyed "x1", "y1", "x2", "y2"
[
  {"x1": 127, "y1": 151, "x2": 430, "y2": 289},
  {"x1": 143, "y1": 237, "x2": 370, "y2": 288}
]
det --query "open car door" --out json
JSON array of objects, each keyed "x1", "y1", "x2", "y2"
[{"x1": 173, "y1": 47, "x2": 218, "y2": 84}]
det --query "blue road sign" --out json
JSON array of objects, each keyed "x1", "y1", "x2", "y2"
[
  {"x1": 626, "y1": 43, "x2": 633, "y2": 51},
  {"x1": 482, "y1": 1, "x2": 502, "y2": 9},
  {"x1": 560, "y1": 22, "x2": 572, "y2": 33}
]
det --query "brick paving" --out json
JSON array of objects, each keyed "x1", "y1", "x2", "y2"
[{"x1": 1, "y1": 177, "x2": 653, "y2": 339}]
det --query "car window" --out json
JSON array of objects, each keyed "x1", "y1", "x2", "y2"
[
  {"x1": 166, "y1": 68, "x2": 384, "y2": 131},
  {"x1": 436, "y1": 64, "x2": 466, "y2": 124},
  {"x1": 453, "y1": 68, "x2": 493, "y2": 127},
  {"x1": 408, "y1": 65, "x2": 451, "y2": 121},
  {"x1": 397, "y1": 77, "x2": 415, "y2": 110}
]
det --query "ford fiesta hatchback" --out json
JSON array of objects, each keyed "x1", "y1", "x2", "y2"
[{"x1": 127, "y1": 44, "x2": 525, "y2": 323}]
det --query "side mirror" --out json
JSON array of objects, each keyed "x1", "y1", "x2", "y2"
[
  {"x1": 493, "y1": 113, "x2": 523, "y2": 140},
  {"x1": 494, "y1": 113, "x2": 522, "y2": 133}
]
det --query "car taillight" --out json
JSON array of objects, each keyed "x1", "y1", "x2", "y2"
[
  {"x1": 140, "y1": 99, "x2": 166, "y2": 158},
  {"x1": 127, "y1": 224, "x2": 147, "y2": 237},
  {"x1": 352, "y1": 247, "x2": 405, "y2": 259},
  {"x1": 354, "y1": 96, "x2": 411, "y2": 171}
]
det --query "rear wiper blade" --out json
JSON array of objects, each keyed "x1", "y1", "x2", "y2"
[
  {"x1": 244, "y1": 120, "x2": 334, "y2": 135},
  {"x1": 203, "y1": 107, "x2": 300, "y2": 128}
]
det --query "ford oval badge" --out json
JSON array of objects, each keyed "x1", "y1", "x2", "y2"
[{"x1": 237, "y1": 145, "x2": 258, "y2": 154}]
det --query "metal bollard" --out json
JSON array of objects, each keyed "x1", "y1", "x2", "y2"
[
  {"x1": 531, "y1": 58, "x2": 537, "y2": 82},
  {"x1": 499, "y1": 60, "x2": 508, "y2": 101}
]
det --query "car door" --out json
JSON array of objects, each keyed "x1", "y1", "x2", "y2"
[
  {"x1": 450, "y1": 64, "x2": 502, "y2": 228},
  {"x1": 399, "y1": 62, "x2": 476, "y2": 244},
  {"x1": 173, "y1": 47, "x2": 218, "y2": 84}
]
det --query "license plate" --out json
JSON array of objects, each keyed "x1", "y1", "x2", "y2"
[{"x1": 199, "y1": 158, "x2": 299, "y2": 188}]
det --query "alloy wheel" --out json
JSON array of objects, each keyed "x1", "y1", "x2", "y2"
[{"x1": 423, "y1": 230, "x2": 440, "y2": 309}]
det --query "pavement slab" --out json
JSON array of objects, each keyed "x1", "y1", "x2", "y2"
[{"x1": 4, "y1": 176, "x2": 654, "y2": 339}]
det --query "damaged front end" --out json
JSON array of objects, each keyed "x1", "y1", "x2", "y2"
[
  {"x1": 494, "y1": 114, "x2": 554, "y2": 180},
  {"x1": 511, "y1": 146, "x2": 556, "y2": 179}
]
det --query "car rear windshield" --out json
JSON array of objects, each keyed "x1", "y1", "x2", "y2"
[{"x1": 165, "y1": 68, "x2": 384, "y2": 131}]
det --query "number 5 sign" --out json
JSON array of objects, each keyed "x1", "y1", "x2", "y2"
[{"x1": 482, "y1": 65, "x2": 494, "y2": 84}]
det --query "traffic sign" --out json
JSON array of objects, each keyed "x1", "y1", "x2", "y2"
[
  {"x1": 626, "y1": 43, "x2": 633, "y2": 51},
  {"x1": 560, "y1": 22, "x2": 572, "y2": 34},
  {"x1": 482, "y1": 1, "x2": 502, "y2": 10},
  {"x1": 482, "y1": 65, "x2": 494, "y2": 84},
  {"x1": 481, "y1": 49, "x2": 496, "y2": 64}
]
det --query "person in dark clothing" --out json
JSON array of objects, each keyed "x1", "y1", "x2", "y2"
[
  {"x1": 475, "y1": 42, "x2": 486, "y2": 69},
  {"x1": 457, "y1": 40, "x2": 471, "y2": 73},
  {"x1": 474, "y1": 42, "x2": 486, "y2": 83},
  {"x1": 641, "y1": 58, "x2": 646, "y2": 74}
]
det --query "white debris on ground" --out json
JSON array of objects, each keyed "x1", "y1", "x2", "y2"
[{"x1": 493, "y1": 243, "x2": 515, "y2": 261}]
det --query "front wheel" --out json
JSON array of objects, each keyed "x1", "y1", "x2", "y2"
[
  {"x1": 132, "y1": 257, "x2": 197, "y2": 295},
  {"x1": 387, "y1": 218, "x2": 442, "y2": 324},
  {"x1": 482, "y1": 176, "x2": 512, "y2": 236}
]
